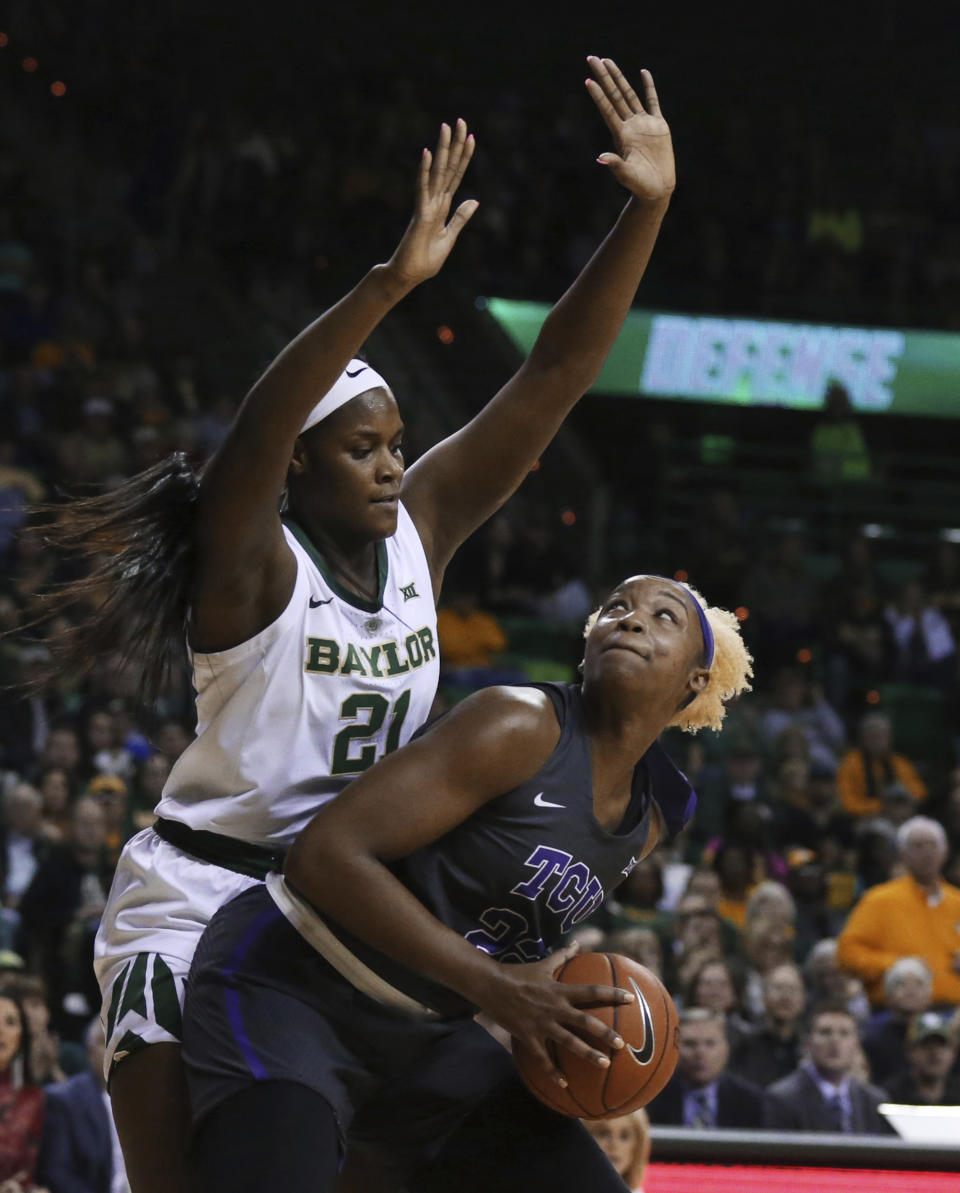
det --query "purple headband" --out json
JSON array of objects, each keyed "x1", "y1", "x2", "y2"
[
  {"x1": 659, "y1": 578, "x2": 713, "y2": 710},
  {"x1": 685, "y1": 587, "x2": 715, "y2": 668},
  {"x1": 650, "y1": 575, "x2": 714, "y2": 667}
]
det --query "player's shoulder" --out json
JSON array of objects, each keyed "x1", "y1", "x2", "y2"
[
  {"x1": 427, "y1": 684, "x2": 562, "y2": 758},
  {"x1": 452, "y1": 683, "x2": 558, "y2": 730}
]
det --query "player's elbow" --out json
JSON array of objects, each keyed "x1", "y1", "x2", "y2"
[{"x1": 284, "y1": 821, "x2": 365, "y2": 906}]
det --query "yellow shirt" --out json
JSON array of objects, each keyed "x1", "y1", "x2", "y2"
[
  {"x1": 716, "y1": 895, "x2": 748, "y2": 929},
  {"x1": 836, "y1": 749, "x2": 927, "y2": 818},
  {"x1": 836, "y1": 875, "x2": 960, "y2": 1005},
  {"x1": 436, "y1": 608, "x2": 507, "y2": 669}
]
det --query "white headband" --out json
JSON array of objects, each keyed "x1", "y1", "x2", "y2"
[{"x1": 299, "y1": 359, "x2": 391, "y2": 434}]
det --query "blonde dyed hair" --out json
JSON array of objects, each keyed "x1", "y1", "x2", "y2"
[{"x1": 583, "y1": 581, "x2": 753, "y2": 734}]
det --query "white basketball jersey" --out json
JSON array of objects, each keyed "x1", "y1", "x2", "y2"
[{"x1": 155, "y1": 503, "x2": 439, "y2": 848}]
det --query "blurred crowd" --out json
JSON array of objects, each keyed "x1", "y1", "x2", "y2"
[{"x1": 1, "y1": 7, "x2": 960, "y2": 1189}]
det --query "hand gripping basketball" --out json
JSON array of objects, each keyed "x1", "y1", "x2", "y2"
[{"x1": 512, "y1": 952, "x2": 680, "y2": 1118}]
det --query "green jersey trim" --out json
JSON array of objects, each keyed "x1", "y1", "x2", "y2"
[{"x1": 283, "y1": 516, "x2": 388, "y2": 613}]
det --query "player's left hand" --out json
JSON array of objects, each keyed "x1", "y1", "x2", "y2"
[{"x1": 586, "y1": 57, "x2": 675, "y2": 201}]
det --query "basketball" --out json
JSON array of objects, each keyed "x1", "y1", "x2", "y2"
[{"x1": 513, "y1": 952, "x2": 679, "y2": 1119}]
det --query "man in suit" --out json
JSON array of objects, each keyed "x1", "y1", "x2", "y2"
[
  {"x1": 36, "y1": 1017, "x2": 129, "y2": 1193},
  {"x1": 0, "y1": 782, "x2": 49, "y2": 948},
  {"x1": 648, "y1": 1007, "x2": 765, "y2": 1128},
  {"x1": 764, "y1": 1003, "x2": 892, "y2": 1133},
  {"x1": 732, "y1": 962, "x2": 806, "y2": 1088}
]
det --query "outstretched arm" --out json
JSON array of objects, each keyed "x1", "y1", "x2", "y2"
[
  {"x1": 190, "y1": 123, "x2": 478, "y2": 651},
  {"x1": 284, "y1": 685, "x2": 631, "y2": 1084},
  {"x1": 403, "y1": 58, "x2": 675, "y2": 586}
]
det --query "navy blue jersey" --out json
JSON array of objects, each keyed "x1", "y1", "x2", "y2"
[{"x1": 325, "y1": 683, "x2": 696, "y2": 1016}]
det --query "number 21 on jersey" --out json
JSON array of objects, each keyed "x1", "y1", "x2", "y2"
[{"x1": 331, "y1": 690, "x2": 411, "y2": 776}]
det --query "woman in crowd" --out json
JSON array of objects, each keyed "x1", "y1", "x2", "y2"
[
  {"x1": 0, "y1": 992, "x2": 45, "y2": 1192},
  {"x1": 683, "y1": 957, "x2": 752, "y2": 1048},
  {"x1": 584, "y1": 1109, "x2": 652, "y2": 1191},
  {"x1": 40, "y1": 57, "x2": 679, "y2": 1193}
]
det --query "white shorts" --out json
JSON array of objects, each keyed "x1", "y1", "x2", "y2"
[{"x1": 94, "y1": 828, "x2": 260, "y2": 1078}]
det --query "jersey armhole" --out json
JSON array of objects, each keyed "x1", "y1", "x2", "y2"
[
  {"x1": 523, "y1": 681, "x2": 568, "y2": 733},
  {"x1": 189, "y1": 531, "x2": 306, "y2": 665}
]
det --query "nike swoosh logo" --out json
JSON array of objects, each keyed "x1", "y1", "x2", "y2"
[
  {"x1": 533, "y1": 792, "x2": 565, "y2": 809},
  {"x1": 626, "y1": 977, "x2": 655, "y2": 1065},
  {"x1": 345, "y1": 365, "x2": 368, "y2": 378},
  {"x1": 309, "y1": 596, "x2": 333, "y2": 608}
]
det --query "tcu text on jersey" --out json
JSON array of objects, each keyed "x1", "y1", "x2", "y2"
[{"x1": 464, "y1": 845, "x2": 604, "y2": 962}]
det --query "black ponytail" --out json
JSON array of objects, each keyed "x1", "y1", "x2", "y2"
[{"x1": 29, "y1": 453, "x2": 199, "y2": 706}]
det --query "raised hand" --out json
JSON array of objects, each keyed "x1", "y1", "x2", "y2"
[
  {"x1": 476, "y1": 941, "x2": 633, "y2": 1086},
  {"x1": 586, "y1": 57, "x2": 675, "y2": 202},
  {"x1": 386, "y1": 119, "x2": 479, "y2": 288}
]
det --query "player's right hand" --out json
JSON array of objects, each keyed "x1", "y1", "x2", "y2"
[
  {"x1": 384, "y1": 120, "x2": 478, "y2": 289},
  {"x1": 475, "y1": 941, "x2": 634, "y2": 1086}
]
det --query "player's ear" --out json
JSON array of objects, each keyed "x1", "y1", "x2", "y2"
[
  {"x1": 677, "y1": 668, "x2": 710, "y2": 711},
  {"x1": 289, "y1": 437, "x2": 308, "y2": 478}
]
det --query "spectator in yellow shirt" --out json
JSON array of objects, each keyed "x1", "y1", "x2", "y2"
[
  {"x1": 836, "y1": 817, "x2": 960, "y2": 1006},
  {"x1": 436, "y1": 590, "x2": 508, "y2": 670},
  {"x1": 836, "y1": 712, "x2": 927, "y2": 818}
]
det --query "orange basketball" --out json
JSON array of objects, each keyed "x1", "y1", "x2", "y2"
[{"x1": 512, "y1": 952, "x2": 679, "y2": 1119}]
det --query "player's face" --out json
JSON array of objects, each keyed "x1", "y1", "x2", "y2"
[
  {"x1": 290, "y1": 390, "x2": 405, "y2": 542},
  {"x1": 583, "y1": 576, "x2": 709, "y2": 706}
]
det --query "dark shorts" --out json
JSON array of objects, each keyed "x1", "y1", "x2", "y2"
[{"x1": 183, "y1": 885, "x2": 522, "y2": 1179}]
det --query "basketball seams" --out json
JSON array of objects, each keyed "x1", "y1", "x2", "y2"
[
  {"x1": 553, "y1": 956, "x2": 600, "y2": 1117},
  {"x1": 627, "y1": 973, "x2": 677, "y2": 1112},
  {"x1": 646, "y1": 976, "x2": 679, "y2": 1106},
  {"x1": 525, "y1": 1042, "x2": 582, "y2": 1116},
  {"x1": 601, "y1": 952, "x2": 617, "y2": 1115},
  {"x1": 607, "y1": 958, "x2": 676, "y2": 1115},
  {"x1": 513, "y1": 951, "x2": 679, "y2": 1120}
]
